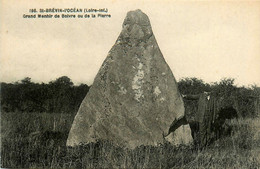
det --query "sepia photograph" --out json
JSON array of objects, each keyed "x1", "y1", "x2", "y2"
[{"x1": 1, "y1": 0, "x2": 260, "y2": 168}]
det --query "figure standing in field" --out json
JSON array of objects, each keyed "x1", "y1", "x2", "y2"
[{"x1": 164, "y1": 92, "x2": 238, "y2": 148}]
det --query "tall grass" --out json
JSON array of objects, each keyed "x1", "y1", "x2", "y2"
[{"x1": 1, "y1": 112, "x2": 260, "y2": 168}]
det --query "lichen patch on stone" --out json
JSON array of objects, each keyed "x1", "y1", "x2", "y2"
[
  {"x1": 159, "y1": 97, "x2": 165, "y2": 102},
  {"x1": 132, "y1": 61, "x2": 144, "y2": 102},
  {"x1": 118, "y1": 85, "x2": 127, "y2": 95},
  {"x1": 138, "y1": 62, "x2": 143, "y2": 69},
  {"x1": 154, "y1": 86, "x2": 161, "y2": 97}
]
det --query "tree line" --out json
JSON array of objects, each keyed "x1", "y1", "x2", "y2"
[
  {"x1": 1, "y1": 76, "x2": 259, "y2": 117},
  {"x1": 178, "y1": 77, "x2": 260, "y2": 117},
  {"x1": 0, "y1": 76, "x2": 89, "y2": 114}
]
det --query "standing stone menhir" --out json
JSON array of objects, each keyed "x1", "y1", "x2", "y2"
[{"x1": 67, "y1": 9, "x2": 192, "y2": 149}]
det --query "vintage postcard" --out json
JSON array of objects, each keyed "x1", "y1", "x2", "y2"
[{"x1": 1, "y1": 0, "x2": 260, "y2": 168}]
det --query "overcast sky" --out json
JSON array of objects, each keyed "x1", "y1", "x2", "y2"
[{"x1": 1, "y1": 0, "x2": 260, "y2": 86}]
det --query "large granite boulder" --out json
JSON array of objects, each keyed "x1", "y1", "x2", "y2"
[{"x1": 67, "y1": 9, "x2": 192, "y2": 149}]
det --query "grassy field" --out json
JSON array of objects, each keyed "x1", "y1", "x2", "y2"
[{"x1": 1, "y1": 112, "x2": 260, "y2": 168}]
